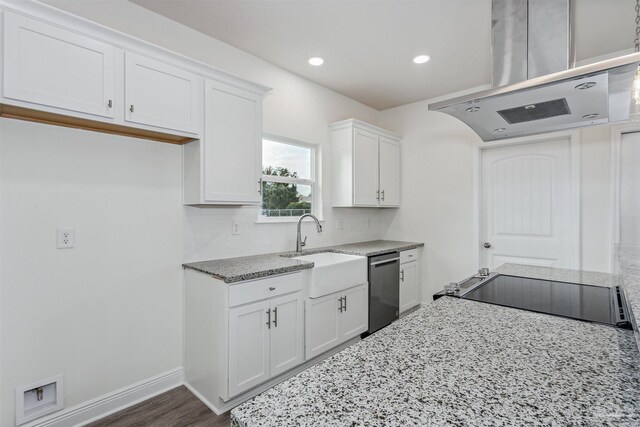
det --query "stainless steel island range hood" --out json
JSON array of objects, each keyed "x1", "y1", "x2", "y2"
[{"x1": 428, "y1": 0, "x2": 640, "y2": 141}]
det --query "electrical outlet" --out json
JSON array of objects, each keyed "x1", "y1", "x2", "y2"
[
  {"x1": 57, "y1": 228, "x2": 75, "y2": 249},
  {"x1": 231, "y1": 221, "x2": 240, "y2": 235},
  {"x1": 336, "y1": 218, "x2": 344, "y2": 230}
]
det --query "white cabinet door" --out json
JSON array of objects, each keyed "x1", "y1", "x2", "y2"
[
  {"x1": 379, "y1": 137, "x2": 400, "y2": 207},
  {"x1": 339, "y1": 284, "x2": 368, "y2": 340},
  {"x1": 305, "y1": 294, "x2": 340, "y2": 360},
  {"x1": 3, "y1": 12, "x2": 116, "y2": 118},
  {"x1": 353, "y1": 128, "x2": 380, "y2": 206},
  {"x1": 269, "y1": 293, "x2": 304, "y2": 377},
  {"x1": 203, "y1": 80, "x2": 262, "y2": 204},
  {"x1": 228, "y1": 300, "x2": 270, "y2": 397},
  {"x1": 125, "y1": 52, "x2": 201, "y2": 134},
  {"x1": 400, "y1": 261, "x2": 419, "y2": 314}
]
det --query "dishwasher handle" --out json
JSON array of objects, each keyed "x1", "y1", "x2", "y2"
[{"x1": 370, "y1": 257, "x2": 400, "y2": 267}]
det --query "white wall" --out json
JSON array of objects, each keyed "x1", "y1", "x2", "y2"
[
  {"x1": 1, "y1": 1, "x2": 383, "y2": 425},
  {"x1": 0, "y1": 119, "x2": 185, "y2": 426},
  {"x1": 378, "y1": 99, "x2": 618, "y2": 301},
  {"x1": 377, "y1": 99, "x2": 480, "y2": 301}
]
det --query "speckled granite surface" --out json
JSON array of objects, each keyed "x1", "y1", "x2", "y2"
[
  {"x1": 183, "y1": 240, "x2": 423, "y2": 283},
  {"x1": 182, "y1": 253, "x2": 313, "y2": 283},
  {"x1": 494, "y1": 263, "x2": 622, "y2": 288},
  {"x1": 280, "y1": 240, "x2": 424, "y2": 258},
  {"x1": 617, "y1": 246, "x2": 640, "y2": 351},
  {"x1": 231, "y1": 297, "x2": 640, "y2": 427}
]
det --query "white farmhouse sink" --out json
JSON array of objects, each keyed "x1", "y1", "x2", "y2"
[{"x1": 293, "y1": 252, "x2": 367, "y2": 298}]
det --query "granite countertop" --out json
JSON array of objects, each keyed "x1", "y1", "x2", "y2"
[
  {"x1": 231, "y1": 296, "x2": 640, "y2": 426},
  {"x1": 182, "y1": 240, "x2": 423, "y2": 283}
]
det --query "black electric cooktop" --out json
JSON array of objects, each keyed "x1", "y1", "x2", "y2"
[{"x1": 450, "y1": 274, "x2": 632, "y2": 329}]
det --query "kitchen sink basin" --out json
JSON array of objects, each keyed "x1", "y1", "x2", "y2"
[{"x1": 292, "y1": 252, "x2": 367, "y2": 298}]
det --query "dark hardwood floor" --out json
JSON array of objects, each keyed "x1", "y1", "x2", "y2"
[{"x1": 86, "y1": 386, "x2": 230, "y2": 427}]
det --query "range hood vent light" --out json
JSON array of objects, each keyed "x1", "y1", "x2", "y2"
[{"x1": 497, "y1": 98, "x2": 571, "y2": 124}]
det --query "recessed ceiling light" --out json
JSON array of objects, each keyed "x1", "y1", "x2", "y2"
[
  {"x1": 308, "y1": 57, "x2": 324, "y2": 66},
  {"x1": 413, "y1": 55, "x2": 431, "y2": 64}
]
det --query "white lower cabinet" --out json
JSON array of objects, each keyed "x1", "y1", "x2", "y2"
[
  {"x1": 399, "y1": 252, "x2": 420, "y2": 314},
  {"x1": 305, "y1": 283, "x2": 368, "y2": 360},
  {"x1": 228, "y1": 291, "x2": 304, "y2": 397},
  {"x1": 228, "y1": 300, "x2": 271, "y2": 397},
  {"x1": 184, "y1": 270, "x2": 304, "y2": 411}
]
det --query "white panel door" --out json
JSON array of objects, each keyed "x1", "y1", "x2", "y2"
[
  {"x1": 125, "y1": 52, "x2": 201, "y2": 133},
  {"x1": 3, "y1": 12, "x2": 115, "y2": 118},
  {"x1": 228, "y1": 300, "x2": 270, "y2": 397},
  {"x1": 481, "y1": 139, "x2": 576, "y2": 269},
  {"x1": 339, "y1": 284, "x2": 368, "y2": 340},
  {"x1": 203, "y1": 80, "x2": 262, "y2": 204},
  {"x1": 399, "y1": 261, "x2": 419, "y2": 313},
  {"x1": 353, "y1": 129, "x2": 380, "y2": 206},
  {"x1": 305, "y1": 294, "x2": 340, "y2": 360},
  {"x1": 379, "y1": 137, "x2": 400, "y2": 207},
  {"x1": 269, "y1": 293, "x2": 304, "y2": 377}
]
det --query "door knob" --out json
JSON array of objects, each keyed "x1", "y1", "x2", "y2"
[{"x1": 483, "y1": 242, "x2": 492, "y2": 248}]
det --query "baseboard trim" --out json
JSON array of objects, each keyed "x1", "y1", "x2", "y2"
[{"x1": 23, "y1": 368, "x2": 184, "y2": 427}]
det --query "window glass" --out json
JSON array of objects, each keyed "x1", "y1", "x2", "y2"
[
  {"x1": 261, "y1": 138, "x2": 315, "y2": 219},
  {"x1": 263, "y1": 139, "x2": 312, "y2": 180}
]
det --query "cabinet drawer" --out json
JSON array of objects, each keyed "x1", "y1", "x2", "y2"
[
  {"x1": 229, "y1": 273, "x2": 303, "y2": 307},
  {"x1": 400, "y1": 249, "x2": 418, "y2": 264}
]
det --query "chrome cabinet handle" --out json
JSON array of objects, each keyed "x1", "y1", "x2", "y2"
[
  {"x1": 269, "y1": 286, "x2": 276, "y2": 291},
  {"x1": 129, "y1": 105, "x2": 135, "y2": 113},
  {"x1": 266, "y1": 308, "x2": 271, "y2": 329},
  {"x1": 107, "y1": 99, "x2": 113, "y2": 108},
  {"x1": 272, "y1": 307, "x2": 278, "y2": 327},
  {"x1": 381, "y1": 190, "x2": 385, "y2": 201},
  {"x1": 376, "y1": 190, "x2": 380, "y2": 201},
  {"x1": 483, "y1": 242, "x2": 492, "y2": 249},
  {"x1": 338, "y1": 297, "x2": 343, "y2": 313},
  {"x1": 401, "y1": 269, "x2": 405, "y2": 282},
  {"x1": 258, "y1": 178, "x2": 262, "y2": 195},
  {"x1": 344, "y1": 295, "x2": 347, "y2": 311}
]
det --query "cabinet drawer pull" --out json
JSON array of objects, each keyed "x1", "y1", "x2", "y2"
[
  {"x1": 376, "y1": 190, "x2": 380, "y2": 201},
  {"x1": 129, "y1": 104, "x2": 135, "y2": 113},
  {"x1": 266, "y1": 308, "x2": 271, "y2": 329},
  {"x1": 338, "y1": 297, "x2": 343, "y2": 313},
  {"x1": 381, "y1": 189, "x2": 385, "y2": 201},
  {"x1": 344, "y1": 295, "x2": 347, "y2": 311},
  {"x1": 272, "y1": 307, "x2": 278, "y2": 327},
  {"x1": 269, "y1": 286, "x2": 276, "y2": 291},
  {"x1": 258, "y1": 179, "x2": 263, "y2": 195},
  {"x1": 107, "y1": 99, "x2": 113, "y2": 108},
  {"x1": 401, "y1": 269, "x2": 405, "y2": 282}
]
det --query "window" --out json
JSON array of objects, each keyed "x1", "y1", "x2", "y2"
[{"x1": 260, "y1": 136, "x2": 317, "y2": 220}]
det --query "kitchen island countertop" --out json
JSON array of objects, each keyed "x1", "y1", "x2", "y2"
[{"x1": 231, "y1": 288, "x2": 640, "y2": 426}]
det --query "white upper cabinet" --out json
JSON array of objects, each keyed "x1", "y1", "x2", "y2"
[
  {"x1": 183, "y1": 79, "x2": 264, "y2": 205},
  {"x1": 330, "y1": 119, "x2": 401, "y2": 208},
  {"x1": 379, "y1": 136, "x2": 401, "y2": 207},
  {"x1": 353, "y1": 128, "x2": 381, "y2": 206},
  {"x1": 3, "y1": 11, "x2": 116, "y2": 119},
  {"x1": 124, "y1": 52, "x2": 202, "y2": 134},
  {"x1": 0, "y1": 2, "x2": 270, "y2": 145}
]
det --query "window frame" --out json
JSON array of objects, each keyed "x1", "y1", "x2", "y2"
[{"x1": 257, "y1": 134, "x2": 320, "y2": 223}]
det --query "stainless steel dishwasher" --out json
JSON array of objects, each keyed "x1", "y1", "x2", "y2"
[{"x1": 365, "y1": 252, "x2": 400, "y2": 335}]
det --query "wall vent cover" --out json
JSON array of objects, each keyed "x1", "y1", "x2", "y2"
[{"x1": 497, "y1": 98, "x2": 571, "y2": 124}]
